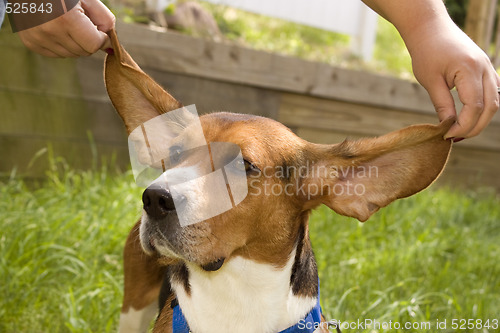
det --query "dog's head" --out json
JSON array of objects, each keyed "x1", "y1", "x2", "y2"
[{"x1": 104, "y1": 30, "x2": 452, "y2": 271}]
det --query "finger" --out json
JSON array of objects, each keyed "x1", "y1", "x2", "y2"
[
  {"x1": 446, "y1": 74, "x2": 484, "y2": 139},
  {"x1": 424, "y1": 77, "x2": 457, "y2": 132},
  {"x1": 26, "y1": 44, "x2": 61, "y2": 58},
  {"x1": 18, "y1": 9, "x2": 93, "y2": 57},
  {"x1": 56, "y1": 35, "x2": 93, "y2": 57},
  {"x1": 64, "y1": 7, "x2": 108, "y2": 54},
  {"x1": 100, "y1": 34, "x2": 112, "y2": 50},
  {"x1": 465, "y1": 71, "x2": 500, "y2": 138},
  {"x1": 20, "y1": 30, "x2": 82, "y2": 57},
  {"x1": 81, "y1": 0, "x2": 116, "y2": 32},
  {"x1": 40, "y1": 29, "x2": 93, "y2": 57},
  {"x1": 44, "y1": 41, "x2": 82, "y2": 57}
]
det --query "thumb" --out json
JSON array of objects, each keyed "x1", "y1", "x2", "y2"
[{"x1": 80, "y1": 0, "x2": 116, "y2": 32}]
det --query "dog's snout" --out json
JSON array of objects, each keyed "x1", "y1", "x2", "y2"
[{"x1": 142, "y1": 187, "x2": 176, "y2": 219}]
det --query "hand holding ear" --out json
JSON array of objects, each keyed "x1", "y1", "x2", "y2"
[
  {"x1": 18, "y1": 0, "x2": 115, "y2": 58},
  {"x1": 408, "y1": 21, "x2": 500, "y2": 140},
  {"x1": 362, "y1": 0, "x2": 499, "y2": 140}
]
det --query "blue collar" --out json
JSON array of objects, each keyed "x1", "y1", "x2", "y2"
[{"x1": 172, "y1": 284, "x2": 324, "y2": 333}]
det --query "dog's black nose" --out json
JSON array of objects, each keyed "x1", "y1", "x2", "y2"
[{"x1": 142, "y1": 187, "x2": 176, "y2": 219}]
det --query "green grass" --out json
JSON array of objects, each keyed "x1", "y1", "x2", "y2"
[
  {"x1": 314, "y1": 188, "x2": 500, "y2": 331},
  {"x1": 203, "y1": 4, "x2": 351, "y2": 65},
  {"x1": 1, "y1": 162, "x2": 499, "y2": 332},
  {"x1": 116, "y1": 1, "x2": 413, "y2": 77},
  {"x1": 0, "y1": 161, "x2": 142, "y2": 332},
  {"x1": 197, "y1": 2, "x2": 413, "y2": 77}
]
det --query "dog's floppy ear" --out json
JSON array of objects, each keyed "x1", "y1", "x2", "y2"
[
  {"x1": 104, "y1": 29, "x2": 183, "y2": 134},
  {"x1": 304, "y1": 117, "x2": 454, "y2": 222}
]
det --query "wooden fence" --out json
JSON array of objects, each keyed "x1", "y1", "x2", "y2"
[{"x1": 1, "y1": 21, "x2": 499, "y2": 191}]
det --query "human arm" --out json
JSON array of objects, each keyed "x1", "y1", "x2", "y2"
[
  {"x1": 0, "y1": 0, "x2": 5, "y2": 28},
  {"x1": 363, "y1": 0, "x2": 499, "y2": 139},
  {"x1": 17, "y1": 0, "x2": 115, "y2": 57}
]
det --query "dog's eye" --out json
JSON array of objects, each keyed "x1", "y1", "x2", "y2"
[
  {"x1": 241, "y1": 159, "x2": 259, "y2": 174},
  {"x1": 169, "y1": 145, "x2": 183, "y2": 164},
  {"x1": 232, "y1": 158, "x2": 257, "y2": 174}
]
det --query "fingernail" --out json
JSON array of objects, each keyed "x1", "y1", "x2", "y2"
[
  {"x1": 453, "y1": 137, "x2": 465, "y2": 143},
  {"x1": 105, "y1": 48, "x2": 114, "y2": 55}
]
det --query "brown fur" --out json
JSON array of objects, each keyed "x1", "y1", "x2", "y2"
[
  {"x1": 105, "y1": 29, "x2": 453, "y2": 333},
  {"x1": 121, "y1": 221, "x2": 165, "y2": 313}
]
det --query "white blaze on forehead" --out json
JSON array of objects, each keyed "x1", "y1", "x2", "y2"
[
  {"x1": 129, "y1": 105, "x2": 249, "y2": 226},
  {"x1": 148, "y1": 143, "x2": 248, "y2": 227},
  {"x1": 128, "y1": 105, "x2": 206, "y2": 186}
]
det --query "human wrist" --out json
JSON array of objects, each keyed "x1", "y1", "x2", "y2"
[
  {"x1": 364, "y1": 0, "x2": 456, "y2": 55},
  {"x1": 398, "y1": 11, "x2": 458, "y2": 56}
]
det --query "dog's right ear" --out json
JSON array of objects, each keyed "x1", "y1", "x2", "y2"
[
  {"x1": 302, "y1": 117, "x2": 454, "y2": 222},
  {"x1": 104, "y1": 29, "x2": 183, "y2": 134}
]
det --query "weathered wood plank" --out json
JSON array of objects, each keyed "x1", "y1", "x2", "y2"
[
  {"x1": 0, "y1": 90, "x2": 126, "y2": 143},
  {"x1": 115, "y1": 21, "x2": 500, "y2": 125},
  {"x1": 76, "y1": 54, "x2": 109, "y2": 101},
  {"x1": 437, "y1": 146, "x2": 500, "y2": 191},
  {"x1": 1, "y1": 20, "x2": 498, "y2": 191},
  {"x1": 297, "y1": 128, "x2": 500, "y2": 191},
  {"x1": 0, "y1": 90, "x2": 88, "y2": 137},
  {"x1": 279, "y1": 92, "x2": 436, "y2": 136},
  {"x1": 296, "y1": 128, "x2": 368, "y2": 144},
  {"x1": 144, "y1": 69, "x2": 281, "y2": 118},
  {"x1": 279, "y1": 93, "x2": 500, "y2": 151},
  {"x1": 115, "y1": 22, "x2": 436, "y2": 113},
  {"x1": 0, "y1": 44, "x2": 83, "y2": 98},
  {"x1": 0, "y1": 135, "x2": 129, "y2": 178}
]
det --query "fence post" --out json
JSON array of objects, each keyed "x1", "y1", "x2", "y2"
[{"x1": 465, "y1": 0, "x2": 498, "y2": 51}]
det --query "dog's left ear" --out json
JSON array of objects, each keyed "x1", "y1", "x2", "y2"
[
  {"x1": 104, "y1": 29, "x2": 183, "y2": 134},
  {"x1": 303, "y1": 117, "x2": 454, "y2": 222}
]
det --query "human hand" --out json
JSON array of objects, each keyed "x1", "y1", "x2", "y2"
[
  {"x1": 408, "y1": 22, "x2": 499, "y2": 140},
  {"x1": 17, "y1": 0, "x2": 115, "y2": 58}
]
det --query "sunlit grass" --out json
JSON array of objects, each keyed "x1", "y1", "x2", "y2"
[
  {"x1": 1, "y1": 158, "x2": 498, "y2": 332},
  {"x1": 205, "y1": 4, "x2": 351, "y2": 64},
  {"x1": 0, "y1": 159, "x2": 141, "y2": 332},
  {"x1": 115, "y1": 1, "x2": 414, "y2": 77},
  {"x1": 198, "y1": 2, "x2": 413, "y2": 78},
  {"x1": 313, "y1": 188, "x2": 500, "y2": 332}
]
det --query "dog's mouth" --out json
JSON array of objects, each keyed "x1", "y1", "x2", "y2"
[
  {"x1": 201, "y1": 258, "x2": 225, "y2": 272},
  {"x1": 147, "y1": 236, "x2": 181, "y2": 259},
  {"x1": 141, "y1": 212, "x2": 228, "y2": 272},
  {"x1": 153, "y1": 239, "x2": 226, "y2": 272},
  {"x1": 144, "y1": 227, "x2": 226, "y2": 272},
  {"x1": 154, "y1": 239, "x2": 226, "y2": 271}
]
